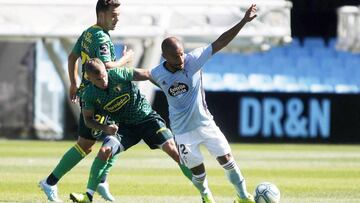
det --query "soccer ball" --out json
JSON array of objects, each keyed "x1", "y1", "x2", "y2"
[{"x1": 254, "y1": 182, "x2": 281, "y2": 203}]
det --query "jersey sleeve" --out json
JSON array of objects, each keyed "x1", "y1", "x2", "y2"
[
  {"x1": 150, "y1": 66, "x2": 160, "y2": 84},
  {"x1": 186, "y1": 44, "x2": 213, "y2": 74},
  {"x1": 71, "y1": 32, "x2": 84, "y2": 55},
  {"x1": 112, "y1": 68, "x2": 134, "y2": 81},
  {"x1": 95, "y1": 32, "x2": 112, "y2": 63}
]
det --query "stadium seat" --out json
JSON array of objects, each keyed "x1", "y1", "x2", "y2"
[
  {"x1": 328, "y1": 38, "x2": 337, "y2": 48},
  {"x1": 311, "y1": 47, "x2": 337, "y2": 59},
  {"x1": 296, "y1": 57, "x2": 320, "y2": 76},
  {"x1": 303, "y1": 37, "x2": 326, "y2": 48},
  {"x1": 287, "y1": 48, "x2": 311, "y2": 59},
  {"x1": 320, "y1": 58, "x2": 343, "y2": 69},
  {"x1": 271, "y1": 57, "x2": 295, "y2": 75}
]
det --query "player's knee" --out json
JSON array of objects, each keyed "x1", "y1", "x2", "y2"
[
  {"x1": 217, "y1": 153, "x2": 232, "y2": 165},
  {"x1": 102, "y1": 136, "x2": 122, "y2": 156},
  {"x1": 98, "y1": 146, "x2": 112, "y2": 160},
  {"x1": 161, "y1": 139, "x2": 180, "y2": 163},
  {"x1": 161, "y1": 139, "x2": 177, "y2": 151},
  {"x1": 77, "y1": 138, "x2": 96, "y2": 154},
  {"x1": 162, "y1": 140, "x2": 178, "y2": 154}
]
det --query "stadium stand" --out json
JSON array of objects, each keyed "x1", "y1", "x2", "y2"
[{"x1": 203, "y1": 37, "x2": 360, "y2": 93}]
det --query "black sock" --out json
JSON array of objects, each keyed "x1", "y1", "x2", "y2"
[
  {"x1": 86, "y1": 192, "x2": 93, "y2": 202},
  {"x1": 46, "y1": 173, "x2": 59, "y2": 186}
]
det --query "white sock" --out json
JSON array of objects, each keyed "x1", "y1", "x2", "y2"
[
  {"x1": 192, "y1": 172, "x2": 212, "y2": 197},
  {"x1": 222, "y1": 159, "x2": 248, "y2": 198}
]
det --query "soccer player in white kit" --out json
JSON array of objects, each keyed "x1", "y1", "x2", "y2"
[{"x1": 150, "y1": 4, "x2": 257, "y2": 203}]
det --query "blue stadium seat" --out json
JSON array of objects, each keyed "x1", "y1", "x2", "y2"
[
  {"x1": 287, "y1": 48, "x2": 311, "y2": 59},
  {"x1": 271, "y1": 57, "x2": 296, "y2": 75},
  {"x1": 328, "y1": 38, "x2": 337, "y2": 48},
  {"x1": 345, "y1": 58, "x2": 360, "y2": 69},
  {"x1": 320, "y1": 58, "x2": 344, "y2": 76},
  {"x1": 311, "y1": 47, "x2": 337, "y2": 58},
  {"x1": 296, "y1": 57, "x2": 320, "y2": 77},
  {"x1": 266, "y1": 47, "x2": 287, "y2": 58},
  {"x1": 303, "y1": 37, "x2": 326, "y2": 48}
]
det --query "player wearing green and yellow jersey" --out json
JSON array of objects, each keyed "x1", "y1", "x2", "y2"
[
  {"x1": 39, "y1": 1, "x2": 132, "y2": 202},
  {"x1": 69, "y1": 58, "x2": 192, "y2": 203}
]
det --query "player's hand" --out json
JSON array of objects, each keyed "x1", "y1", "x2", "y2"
[
  {"x1": 104, "y1": 124, "x2": 118, "y2": 135},
  {"x1": 69, "y1": 84, "x2": 79, "y2": 104},
  {"x1": 121, "y1": 45, "x2": 134, "y2": 66},
  {"x1": 243, "y1": 4, "x2": 257, "y2": 23}
]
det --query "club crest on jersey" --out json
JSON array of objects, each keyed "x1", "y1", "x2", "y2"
[
  {"x1": 104, "y1": 94, "x2": 130, "y2": 112},
  {"x1": 99, "y1": 44, "x2": 109, "y2": 56},
  {"x1": 114, "y1": 84, "x2": 122, "y2": 92},
  {"x1": 168, "y1": 82, "x2": 189, "y2": 97}
]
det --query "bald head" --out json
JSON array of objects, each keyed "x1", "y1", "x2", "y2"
[
  {"x1": 84, "y1": 58, "x2": 106, "y2": 75},
  {"x1": 161, "y1": 37, "x2": 183, "y2": 54},
  {"x1": 84, "y1": 58, "x2": 109, "y2": 89}
]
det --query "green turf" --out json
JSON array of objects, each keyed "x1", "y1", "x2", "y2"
[{"x1": 0, "y1": 140, "x2": 359, "y2": 203}]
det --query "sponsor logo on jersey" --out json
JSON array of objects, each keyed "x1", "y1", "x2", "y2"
[
  {"x1": 99, "y1": 43, "x2": 110, "y2": 56},
  {"x1": 168, "y1": 82, "x2": 189, "y2": 97},
  {"x1": 104, "y1": 94, "x2": 130, "y2": 112}
]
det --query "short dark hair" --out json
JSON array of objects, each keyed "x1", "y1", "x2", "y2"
[
  {"x1": 96, "y1": 0, "x2": 121, "y2": 16},
  {"x1": 84, "y1": 58, "x2": 104, "y2": 75}
]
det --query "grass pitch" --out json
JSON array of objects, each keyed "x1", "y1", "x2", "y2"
[{"x1": 0, "y1": 140, "x2": 359, "y2": 203}]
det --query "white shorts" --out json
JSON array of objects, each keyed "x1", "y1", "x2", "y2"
[{"x1": 175, "y1": 121, "x2": 231, "y2": 169}]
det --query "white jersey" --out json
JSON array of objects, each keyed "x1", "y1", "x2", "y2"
[{"x1": 151, "y1": 45, "x2": 214, "y2": 135}]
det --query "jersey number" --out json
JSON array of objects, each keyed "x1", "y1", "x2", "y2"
[{"x1": 178, "y1": 144, "x2": 188, "y2": 155}]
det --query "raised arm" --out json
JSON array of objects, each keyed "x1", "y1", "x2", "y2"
[
  {"x1": 68, "y1": 52, "x2": 81, "y2": 103},
  {"x1": 82, "y1": 109, "x2": 118, "y2": 135},
  {"x1": 211, "y1": 4, "x2": 257, "y2": 54},
  {"x1": 104, "y1": 46, "x2": 134, "y2": 69}
]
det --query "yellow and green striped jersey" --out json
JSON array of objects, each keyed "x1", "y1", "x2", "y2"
[
  {"x1": 81, "y1": 68, "x2": 153, "y2": 125},
  {"x1": 72, "y1": 25, "x2": 116, "y2": 96}
]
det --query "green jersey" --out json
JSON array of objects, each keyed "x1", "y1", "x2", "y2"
[
  {"x1": 72, "y1": 25, "x2": 116, "y2": 96},
  {"x1": 82, "y1": 68, "x2": 153, "y2": 125}
]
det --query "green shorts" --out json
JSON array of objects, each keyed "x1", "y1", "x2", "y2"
[{"x1": 116, "y1": 111, "x2": 173, "y2": 150}]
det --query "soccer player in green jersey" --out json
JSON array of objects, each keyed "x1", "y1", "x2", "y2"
[
  {"x1": 39, "y1": 1, "x2": 132, "y2": 202},
  {"x1": 69, "y1": 58, "x2": 192, "y2": 203}
]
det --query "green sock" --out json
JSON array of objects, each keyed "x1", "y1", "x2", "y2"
[
  {"x1": 179, "y1": 163, "x2": 192, "y2": 181},
  {"x1": 87, "y1": 157, "x2": 108, "y2": 191},
  {"x1": 100, "y1": 154, "x2": 119, "y2": 182},
  {"x1": 52, "y1": 144, "x2": 86, "y2": 179}
]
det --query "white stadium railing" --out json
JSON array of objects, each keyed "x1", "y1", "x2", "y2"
[
  {"x1": 337, "y1": 5, "x2": 360, "y2": 53},
  {"x1": 0, "y1": 0, "x2": 292, "y2": 50}
]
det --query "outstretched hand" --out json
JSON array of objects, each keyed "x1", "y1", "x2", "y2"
[
  {"x1": 243, "y1": 4, "x2": 257, "y2": 23},
  {"x1": 122, "y1": 45, "x2": 134, "y2": 66}
]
